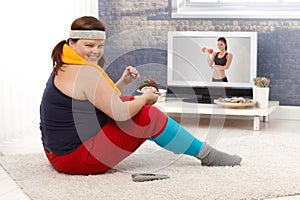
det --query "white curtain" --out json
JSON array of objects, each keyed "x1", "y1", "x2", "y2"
[{"x1": 0, "y1": 0, "x2": 98, "y2": 141}]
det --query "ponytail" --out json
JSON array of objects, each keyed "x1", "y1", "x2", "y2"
[{"x1": 51, "y1": 40, "x2": 67, "y2": 75}]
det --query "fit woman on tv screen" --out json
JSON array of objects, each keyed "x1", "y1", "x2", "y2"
[{"x1": 167, "y1": 31, "x2": 257, "y2": 89}]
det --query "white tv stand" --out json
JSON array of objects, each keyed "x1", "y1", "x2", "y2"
[{"x1": 154, "y1": 98, "x2": 279, "y2": 131}]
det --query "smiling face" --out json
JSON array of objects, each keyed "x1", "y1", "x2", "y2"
[
  {"x1": 217, "y1": 37, "x2": 227, "y2": 52},
  {"x1": 217, "y1": 40, "x2": 226, "y2": 51},
  {"x1": 69, "y1": 39, "x2": 105, "y2": 63}
]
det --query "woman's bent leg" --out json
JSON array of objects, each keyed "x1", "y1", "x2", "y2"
[
  {"x1": 152, "y1": 117, "x2": 203, "y2": 156},
  {"x1": 152, "y1": 117, "x2": 242, "y2": 167},
  {"x1": 45, "y1": 105, "x2": 168, "y2": 175}
]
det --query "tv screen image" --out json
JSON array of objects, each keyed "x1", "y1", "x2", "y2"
[{"x1": 167, "y1": 31, "x2": 257, "y2": 103}]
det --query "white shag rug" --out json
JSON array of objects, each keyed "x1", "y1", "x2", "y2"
[{"x1": 1, "y1": 133, "x2": 300, "y2": 200}]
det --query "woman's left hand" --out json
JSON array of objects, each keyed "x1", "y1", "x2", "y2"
[{"x1": 121, "y1": 66, "x2": 140, "y2": 84}]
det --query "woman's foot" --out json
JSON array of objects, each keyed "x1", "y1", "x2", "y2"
[{"x1": 197, "y1": 142, "x2": 242, "y2": 167}]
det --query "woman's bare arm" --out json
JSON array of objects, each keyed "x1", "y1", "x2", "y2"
[{"x1": 78, "y1": 66, "x2": 158, "y2": 121}]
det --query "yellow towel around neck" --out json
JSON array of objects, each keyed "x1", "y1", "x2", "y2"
[{"x1": 61, "y1": 44, "x2": 121, "y2": 96}]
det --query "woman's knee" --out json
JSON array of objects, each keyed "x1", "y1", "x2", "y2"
[{"x1": 133, "y1": 105, "x2": 165, "y2": 126}]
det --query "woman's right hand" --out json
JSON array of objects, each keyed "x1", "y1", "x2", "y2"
[{"x1": 141, "y1": 89, "x2": 160, "y2": 105}]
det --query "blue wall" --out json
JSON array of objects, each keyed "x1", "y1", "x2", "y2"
[{"x1": 99, "y1": 0, "x2": 300, "y2": 106}]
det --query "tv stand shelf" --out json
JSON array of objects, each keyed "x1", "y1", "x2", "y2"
[{"x1": 154, "y1": 98, "x2": 279, "y2": 131}]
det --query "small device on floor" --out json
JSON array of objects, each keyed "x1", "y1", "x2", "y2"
[{"x1": 131, "y1": 173, "x2": 170, "y2": 182}]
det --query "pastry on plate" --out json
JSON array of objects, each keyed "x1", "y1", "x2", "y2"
[{"x1": 138, "y1": 78, "x2": 159, "y2": 93}]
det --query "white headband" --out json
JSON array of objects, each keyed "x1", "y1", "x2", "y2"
[{"x1": 69, "y1": 30, "x2": 106, "y2": 39}]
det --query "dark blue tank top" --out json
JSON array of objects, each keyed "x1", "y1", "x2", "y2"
[
  {"x1": 40, "y1": 73, "x2": 109, "y2": 154},
  {"x1": 214, "y1": 52, "x2": 228, "y2": 66}
]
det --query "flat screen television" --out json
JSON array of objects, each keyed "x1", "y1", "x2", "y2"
[{"x1": 167, "y1": 31, "x2": 257, "y2": 103}]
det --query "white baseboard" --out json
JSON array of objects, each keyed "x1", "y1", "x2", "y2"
[{"x1": 270, "y1": 106, "x2": 300, "y2": 120}]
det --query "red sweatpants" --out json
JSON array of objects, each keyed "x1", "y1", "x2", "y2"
[{"x1": 44, "y1": 97, "x2": 168, "y2": 175}]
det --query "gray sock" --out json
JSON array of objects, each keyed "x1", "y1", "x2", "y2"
[{"x1": 196, "y1": 142, "x2": 242, "y2": 167}]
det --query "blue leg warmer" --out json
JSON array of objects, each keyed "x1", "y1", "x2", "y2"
[{"x1": 152, "y1": 117, "x2": 203, "y2": 156}]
